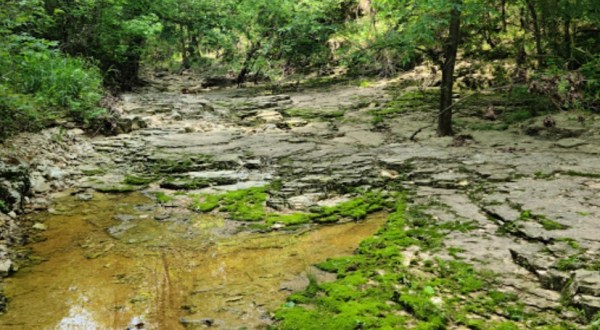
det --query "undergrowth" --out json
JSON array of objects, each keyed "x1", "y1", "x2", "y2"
[{"x1": 0, "y1": 35, "x2": 104, "y2": 140}]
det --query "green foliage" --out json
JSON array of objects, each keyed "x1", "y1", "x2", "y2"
[
  {"x1": 580, "y1": 56, "x2": 600, "y2": 110},
  {"x1": 0, "y1": 34, "x2": 104, "y2": 140},
  {"x1": 43, "y1": 0, "x2": 162, "y2": 88},
  {"x1": 0, "y1": 200, "x2": 8, "y2": 213}
]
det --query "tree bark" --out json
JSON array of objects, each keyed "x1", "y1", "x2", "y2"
[
  {"x1": 516, "y1": 7, "x2": 528, "y2": 67},
  {"x1": 563, "y1": 16, "x2": 573, "y2": 67},
  {"x1": 525, "y1": 0, "x2": 544, "y2": 68},
  {"x1": 438, "y1": 0, "x2": 462, "y2": 136},
  {"x1": 501, "y1": 0, "x2": 507, "y2": 32},
  {"x1": 237, "y1": 42, "x2": 261, "y2": 86},
  {"x1": 180, "y1": 24, "x2": 190, "y2": 69}
]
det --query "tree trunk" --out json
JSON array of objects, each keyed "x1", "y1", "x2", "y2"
[
  {"x1": 237, "y1": 42, "x2": 261, "y2": 87},
  {"x1": 525, "y1": 0, "x2": 544, "y2": 68},
  {"x1": 501, "y1": 0, "x2": 507, "y2": 32},
  {"x1": 563, "y1": 17, "x2": 573, "y2": 67},
  {"x1": 190, "y1": 33, "x2": 200, "y2": 60},
  {"x1": 180, "y1": 24, "x2": 190, "y2": 69},
  {"x1": 438, "y1": 0, "x2": 462, "y2": 137},
  {"x1": 516, "y1": 7, "x2": 528, "y2": 67}
]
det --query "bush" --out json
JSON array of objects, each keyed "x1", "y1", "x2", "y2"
[
  {"x1": 0, "y1": 35, "x2": 104, "y2": 140},
  {"x1": 580, "y1": 55, "x2": 600, "y2": 111}
]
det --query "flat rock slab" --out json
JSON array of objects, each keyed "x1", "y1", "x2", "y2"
[{"x1": 554, "y1": 138, "x2": 588, "y2": 148}]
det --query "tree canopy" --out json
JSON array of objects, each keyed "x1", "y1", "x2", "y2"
[{"x1": 1, "y1": 0, "x2": 599, "y2": 139}]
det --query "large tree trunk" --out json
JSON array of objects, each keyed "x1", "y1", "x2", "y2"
[
  {"x1": 525, "y1": 0, "x2": 544, "y2": 68},
  {"x1": 438, "y1": 0, "x2": 462, "y2": 137}
]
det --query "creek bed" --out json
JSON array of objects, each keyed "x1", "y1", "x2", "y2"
[{"x1": 0, "y1": 192, "x2": 385, "y2": 329}]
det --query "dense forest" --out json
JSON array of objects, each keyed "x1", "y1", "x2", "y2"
[
  {"x1": 2, "y1": 1, "x2": 600, "y2": 329},
  {"x1": 2, "y1": 0, "x2": 599, "y2": 139}
]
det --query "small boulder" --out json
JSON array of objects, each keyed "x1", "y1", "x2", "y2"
[{"x1": 0, "y1": 259, "x2": 12, "y2": 275}]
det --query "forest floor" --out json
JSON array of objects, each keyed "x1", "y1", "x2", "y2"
[{"x1": 1, "y1": 72, "x2": 600, "y2": 329}]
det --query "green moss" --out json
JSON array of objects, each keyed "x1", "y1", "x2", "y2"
[
  {"x1": 588, "y1": 260, "x2": 600, "y2": 271},
  {"x1": 192, "y1": 187, "x2": 267, "y2": 221},
  {"x1": 562, "y1": 171, "x2": 600, "y2": 179},
  {"x1": 160, "y1": 177, "x2": 210, "y2": 190},
  {"x1": 81, "y1": 168, "x2": 106, "y2": 176},
  {"x1": 300, "y1": 76, "x2": 350, "y2": 89},
  {"x1": 492, "y1": 322, "x2": 521, "y2": 330},
  {"x1": 534, "y1": 171, "x2": 555, "y2": 179},
  {"x1": 369, "y1": 89, "x2": 439, "y2": 121},
  {"x1": 95, "y1": 184, "x2": 137, "y2": 193},
  {"x1": 356, "y1": 79, "x2": 373, "y2": 88},
  {"x1": 124, "y1": 174, "x2": 157, "y2": 185},
  {"x1": 273, "y1": 193, "x2": 572, "y2": 329},
  {"x1": 283, "y1": 108, "x2": 345, "y2": 120},
  {"x1": 556, "y1": 238, "x2": 581, "y2": 250},
  {"x1": 498, "y1": 220, "x2": 523, "y2": 235},
  {"x1": 311, "y1": 192, "x2": 387, "y2": 223},
  {"x1": 519, "y1": 210, "x2": 533, "y2": 220},
  {"x1": 540, "y1": 219, "x2": 569, "y2": 231},
  {"x1": 194, "y1": 194, "x2": 221, "y2": 212},
  {"x1": 398, "y1": 291, "x2": 446, "y2": 324},
  {"x1": 519, "y1": 210, "x2": 569, "y2": 231},
  {"x1": 192, "y1": 188, "x2": 388, "y2": 226},
  {"x1": 556, "y1": 256, "x2": 583, "y2": 271},
  {"x1": 448, "y1": 246, "x2": 465, "y2": 259},
  {"x1": 152, "y1": 155, "x2": 213, "y2": 174},
  {"x1": 317, "y1": 255, "x2": 368, "y2": 274},
  {"x1": 266, "y1": 213, "x2": 315, "y2": 226},
  {"x1": 152, "y1": 191, "x2": 174, "y2": 204},
  {"x1": 503, "y1": 108, "x2": 537, "y2": 125},
  {"x1": 466, "y1": 121, "x2": 510, "y2": 131}
]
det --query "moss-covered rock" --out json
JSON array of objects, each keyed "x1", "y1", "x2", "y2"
[{"x1": 273, "y1": 194, "x2": 578, "y2": 329}]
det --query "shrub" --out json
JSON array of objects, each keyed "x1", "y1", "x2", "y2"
[{"x1": 0, "y1": 35, "x2": 104, "y2": 140}]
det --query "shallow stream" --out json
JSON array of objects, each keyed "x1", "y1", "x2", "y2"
[{"x1": 0, "y1": 192, "x2": 385, "y2": 329}]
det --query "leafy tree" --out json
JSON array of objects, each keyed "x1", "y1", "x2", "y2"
[
  {"x1": 42, "y1": 0, "x2": 162, "y2": 89},
  {"x1": 370, "y1": 0, "x2": 486, "y2": 135}
]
